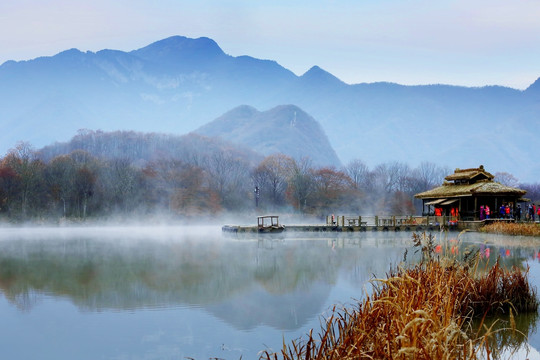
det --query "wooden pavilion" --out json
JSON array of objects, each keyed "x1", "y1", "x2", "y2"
[{"x1": 415, "y1": 166, "x2": 527, "y2": 221}]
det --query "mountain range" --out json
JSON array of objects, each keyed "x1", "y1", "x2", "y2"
[{"x1": 1, "y1": 35, "x2": 539, "y2": 181}]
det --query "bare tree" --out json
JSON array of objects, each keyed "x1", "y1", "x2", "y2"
[
  {"x1": 0, "y1": 164, "x2": 20, "y2": 216},
  {"x1": 143, "y1": 159, "x2": 220, "y2": 214},
  {"x1": 414, "y1": 162, "x2": 447, "y2": 191},
  {"x1": 286, "y1": 157, "x2": 315, "y2": 212},
  {"x1": 99, "y1": 158, "x2": 142, "y2": 213},
  {"x1": 252, "y1": 154, "x2": 295, "y2": 209},
  {"x1": 46, "y1": 155, "x2": 77, "y2": 217},
  {"x1": 372, "y1": 162, "x2": 410, "y2": 193},
  {"x1": 74, "y1": 167, "x2": 96, "y2": 219},
  {"x1": 204, "y1": 151, "x2": 251, "y2": 210},
  {"x1": 311, "y1": 167, "x2": 354, "y2": 214},
  {"x1": 519, "y1": 183, "x2": 540, "y2": 203},
  {"x1": 495, "y1": 172, "x2": 519, "y2": 187},
  {"x1": 345, "y1": 159, "x2": 370, "y2": 191},
  {"x1": 3, "y1": 142, "x2": 45, "y2": 217}
]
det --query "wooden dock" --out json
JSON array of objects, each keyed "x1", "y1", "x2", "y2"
[
  {"x1": 221, "y1": 223, "x2": 453, "y2": 233},
  {"x1": 222, "y1": 215, "x2": 464, "y2": 233}
]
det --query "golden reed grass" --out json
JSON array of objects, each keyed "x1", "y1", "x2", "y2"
[
  {"x1": 480, "y1": 222, "x2": 540, "y2": 237},
  {"x1": 260, "y1": 233, "x2": 538, "y2": 360}
]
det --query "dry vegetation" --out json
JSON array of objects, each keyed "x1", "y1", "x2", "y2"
[
  {"x1": 480, "y1": 222, "x2": 540, "y2": 237},
  {"x1": 261, "y1": 233, "x2": 538, "y2": 360}
]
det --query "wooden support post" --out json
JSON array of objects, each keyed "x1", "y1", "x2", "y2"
[
  {"x1": 375, "y1": 215, "x2": 379, "y2": 226},
  {"x1": 358, "y1": 216, "x2": 362, "y2": 226},
  {"x1": 392, "y1": 216, "x2": 396, "y2": 227}
]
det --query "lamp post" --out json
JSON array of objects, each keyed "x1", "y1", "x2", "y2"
[{"x1": 254, "y1": 186, "x2": 260, "y2": 208}]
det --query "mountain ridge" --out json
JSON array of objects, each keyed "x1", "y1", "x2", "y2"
[{"x1": 1, "y1": 35, "x2": 539, "y2": 181}]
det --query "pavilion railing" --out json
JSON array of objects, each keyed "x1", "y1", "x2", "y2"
[{"x1": 326, "y1": 215, "x2": 459, "y2": 227}]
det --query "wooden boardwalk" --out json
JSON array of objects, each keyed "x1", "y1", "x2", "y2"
[
  {"x1": 222, "y1": 224, "x2": 452, "y2": 233},
  {"x1": 222, "y1": 215, "x2": 466, "y2": 233}
]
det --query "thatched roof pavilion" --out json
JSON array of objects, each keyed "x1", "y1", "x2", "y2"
[{"x1": 415, "y1": 166, "x2": 526, "y2": 221}]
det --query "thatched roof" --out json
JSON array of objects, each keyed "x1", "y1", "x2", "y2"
[
  {"x1": 444, "y1": 165, "x2": 494, "y2": 182},
  {"x1": 415, "y1": 179, "x2": 526, "y2": 199}
]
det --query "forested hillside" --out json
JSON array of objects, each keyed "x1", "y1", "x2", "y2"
[
  {"x1": 1, "y1": 129, "x2": 540, "y2": 222},
  {"x1": 38, "y1": 129, "x2": 261, "y2": 166}
]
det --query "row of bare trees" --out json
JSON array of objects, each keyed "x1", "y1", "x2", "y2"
[
  {"x1": 253, "y1": 155, "x2": 451, "y2": 215},
  {"x1": 0, "y1": 142, "x2": 252, "y2": 220},
  {"x1": 2, "y1": 141, "x2": 536, "y2": 222}
]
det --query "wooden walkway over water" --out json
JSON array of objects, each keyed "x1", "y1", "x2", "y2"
[{"x1": 222, "y1": 215, "x2": 474, "y2": 233}]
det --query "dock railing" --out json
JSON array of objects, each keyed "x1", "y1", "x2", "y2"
[{"x1": 326, "y1": 215, "x2": 459, "y2": 227}]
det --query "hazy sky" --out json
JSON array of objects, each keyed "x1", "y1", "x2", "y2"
[{"x1": 1, "y1": 0, "x2": 539, "y2": 89}]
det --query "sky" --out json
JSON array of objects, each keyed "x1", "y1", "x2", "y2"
[{"x1": 1, "y1": 0, "x2": 540, "y2": 89}]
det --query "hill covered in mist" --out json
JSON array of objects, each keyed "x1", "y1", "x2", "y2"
[
  {"x1": 194, "y1": 105, "x2": 340, "y2": 167},
  {"x1": 1, "y1": 35, "x2": 540, "y2": 181},
  {"x1": 38, "y1": 129, "x2": 262, "y2": 167}
]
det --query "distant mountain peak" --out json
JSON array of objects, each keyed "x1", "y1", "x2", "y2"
[
  {"x1": 222, "y1": 105, "x2": 260, "y2": 117},
  {"x1": 156, "y1": 35, "x2": 221, "y2": 50},
  {"x1": 54, "y1": 48, "x2": 86, "y2": 60},
  {"x1": 131, "y1": 35, "x2": 225, "y2": 62},
  {"x1": 301, "y1": 65, "x2": 344, "y2": 86},
  {"x1": 304, "y1": 65, "x2": 324, "y2": 74}
]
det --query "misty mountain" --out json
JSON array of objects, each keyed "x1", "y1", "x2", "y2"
[
  {"x1": 194, "y1": 105, "x2": 340, "y2": 167},
  {"x1": 1, "y1": 35, "x2": 540, "y2": 181}
]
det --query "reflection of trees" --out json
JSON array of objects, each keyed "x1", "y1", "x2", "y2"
[
  {"x1": 254, "y1": 239, "x2": 340, "y2": 294},
  {"x1": 0, "y1": 234, "x2": 377, "y2": 312},
  {"x1": 472, "y1": 312, "x2": 539, "y2": 358},
  {"x1": 2, "y1": 231, "x2": 536, "y2": 333},
  {"x1": 0, "y1": 231, "x2": 415, "y2": 334}
]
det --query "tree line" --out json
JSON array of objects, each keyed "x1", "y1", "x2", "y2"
[{"x1": 1, "y1": 136, "x2": 537, "y2": 222}]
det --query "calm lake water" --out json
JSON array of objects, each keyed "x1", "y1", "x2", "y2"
[{"x1": 1, "y1": 225, "x2": 540, "y2": 359}]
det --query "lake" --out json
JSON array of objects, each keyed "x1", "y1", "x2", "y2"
[{"x1": 1, "y1": 226, "x2": 540, "y2": 359}]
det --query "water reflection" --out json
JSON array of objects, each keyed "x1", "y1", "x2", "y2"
[
  {"x1": 475, "y1": 312, "x2": 539, "y2": 358},
  {"x1": 0, "y1": 228, "x2": 410, "y2": 327},
  {"x1": 0, "y1": 227, "x2": 539, "y2": 359}
]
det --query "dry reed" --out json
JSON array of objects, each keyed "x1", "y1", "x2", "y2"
[
  {"x1": 260, "y1": 232, "x2": 538, "y2": 360},
  {"x1": 480, "y1": 222, "x2": 540, "y2": 237}
]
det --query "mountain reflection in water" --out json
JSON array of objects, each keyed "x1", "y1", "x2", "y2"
[
  {"x1": 0, "y1": 227, "x2": 539, "y2": 359},
  {"x1": 0, "y1": 227, "x2": 405, "y2": 328}
]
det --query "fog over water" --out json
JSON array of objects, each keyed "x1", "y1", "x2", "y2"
[{"x1": 1, "y1": 226, "x2": 540, "y2": 359}]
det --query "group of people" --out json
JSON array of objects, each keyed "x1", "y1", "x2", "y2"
[
  {"x1": 526, "y1": 203, "x2": 540, "y2": 222},
  {"x1": 479, "y1": 205, "x2": 492, "y2": 220},
  {"x1": 515, "y1": 203, "x2": 540, "y2": 222},
  {"x1": 479, "y1": 203, "x2": 540, "y2": 221},
  {"x1": 433, "y1": 207, "x2": 459, "y2": 218}
]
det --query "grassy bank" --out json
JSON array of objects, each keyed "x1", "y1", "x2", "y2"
[
  {"x1": 261, "y1": 233, "x2": 538, "y2": 360},
  {"x1": 479, "y1": 222, "x2": 540, "y2": 237}
]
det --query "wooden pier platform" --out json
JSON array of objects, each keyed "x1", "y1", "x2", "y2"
[
  {"x1": 222, "y1": 223, "x2": 453, "y2": 233},
  {"x1": 221, "y1": 214, "x2": 499, "y2": 234}
]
